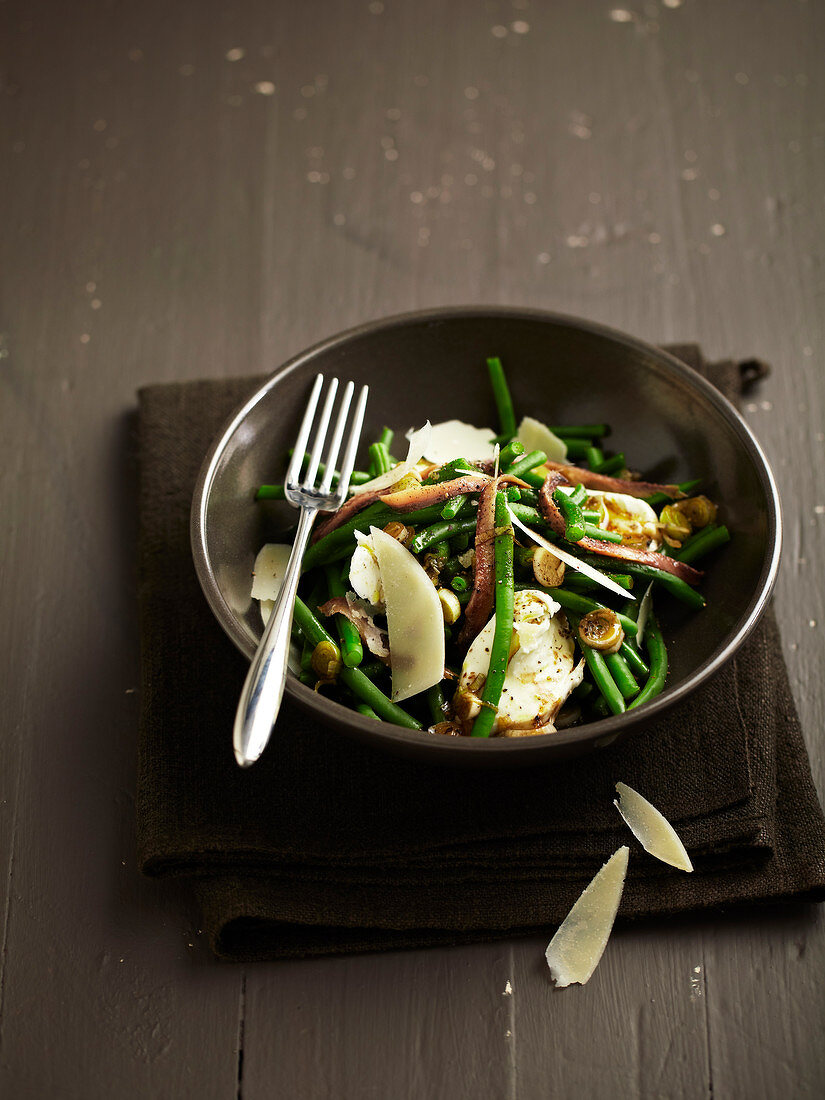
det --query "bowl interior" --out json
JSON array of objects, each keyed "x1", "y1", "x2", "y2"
[{"x1": 193, "y1": 309, "x2": 779, "y2": 764}]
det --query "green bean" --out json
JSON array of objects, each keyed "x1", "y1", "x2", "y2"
[
  {"x1": 583, "y1": 523, "x2": 622, "y2": 543},
  {"x1": 505, "y1": 485, "x2": 522, "y2": 503},
  {"x1": 559, "y1": 439, "x2": 594, "y2": 460},
  {"x1": 564, "y1": 570, "x2": 634, "y2": 593},
  {"x1": 358, "y1": 659, "x2": 387, "y2": 680},
  {"x1": 292, "y1": 597, "x2": 423, "y2": 728},
  {"x1": 572, "y1": 679, "x2": 594, "y2": 701},
  {"x1": 426, "y1": 683, "x2": 448, "y2": 725},
  {"x1": 368, "y1": 441, "x2": 393, "y2": 477},
  {"x1": 456, "y1": 589, "x2": 472, "y2": 606},
  {"x1": 425, "y1": 458, "x2": 479, "y2": 483},
  {"x1": 356, "y1": 703, "x2": 380, "y2": 720},
  {"x1": 604, "y1": 651, "x2": 639, "y2": 699},
  {"x1": 568, "y1": 613, "x2": 626, "y2": 715},
  {"x1": 432, "y1": 539, "x2": 451, "y2": 560},
  {"x1": 441, "y1": 493, "x2": 471, "y2": 521},
  {"x1": 628, "y1": 613, "x2": 668, "y2": 709},
  {"x1": 590, "y1": 694, "x2": 610, "y2": 718},
  {"x1": 304, "y1": 573, "x2": 327, "y2": 614},
  {"x1": 592, "y1": 453, "x2": 625, "y2": 476},
  {"x1": 514, "y1": 545, "x2": 535, "y2": 571},
  {"x1": 507, "y1": 502, "x2": 550, "y2": 529},
  {"x1": 289, "y1": 449, "x2": 371, "y2": 487},
  {"x1": 411, "y1": 517, "x2": 479, "y2": 555},
  {"x1": 451, "y1": 530, "x2": 471, "y2": 553},
  {"x1": 572, "y1": 554, "x2": 705, "y2": 610},
  {"x1": 324, "y1": 565, "x2": 363, "y2": 668},
  {"x1": 619, "y1": 640, "x2": 649, "y2": 677},
  {"x1": 378, "y1": 426, "x2": 394, "y2": 450},
  {"x1": 487, "y1": 357, "x2": 517, "y2": 439},
  {"x1": 450, "y1": 574, "x2": 470, "y2": 593},
  {"x1": 551, "y1": 424, "x2": 610, "y2": 439},
  {"x1": 472, "y1": 491, "x2": 515, "y2": 737},
  {"x1": 568, "y1": 483, "x2": 587, "y2": 506},
  {"x1": 519, "y1": 468, "x2": 550, "y2": 490},
  {"x1": 553, "y1": 488, "x2": 586, "y2": 542},
  {"x1": 675, "y1": 524, "x2": 730, "y2": 564},
  {"x1": 499, "y1": 439, "x2": 525, "y2": 467},
  {"x1": 505, "y1": 450, "x2": 547, "y2": 480},
  {"x1": 585, "y1": 446, "x2": 604, "y2": 470},
  {"x1": 255, "y1": 484, "x2": 286, "y2": 500},
  {"x1": 517, "y1": 486, "x2": 539, "y2": 507},
  {"x1": 584, "y1": 651, "x2": 626, "y2": 714},
  {"x1": 302, "y1": 502, "x2": 388, "y2": 571},
  {"x1": 403, "y1": 504, "x2": 451, "y2": 525},
  {"x1": 300, "y1": 641, "x2": 314, "y2": 673},
  {"x1": 644, "y1": 478, "x2": 702, "y2": 509},
  {"x1": 582, "y1": 509, "x2": 601, "y2": 523}
]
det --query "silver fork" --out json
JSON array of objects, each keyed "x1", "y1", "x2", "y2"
[{"x1": 233, "y1": 374, "x2": 369, "y2": 767}]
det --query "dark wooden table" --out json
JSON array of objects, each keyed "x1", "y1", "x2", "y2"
[{"x1": 2, "y1": 1, "x2": 823, "y2": 1096}]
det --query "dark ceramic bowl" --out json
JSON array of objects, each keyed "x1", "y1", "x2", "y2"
[{"x1": 191, "y1": 307, "x2": 781, "y2": 766}]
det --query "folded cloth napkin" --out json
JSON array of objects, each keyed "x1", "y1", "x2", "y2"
[{"x1": 136, "y1": 346, "x2": 825, "y2": 960}]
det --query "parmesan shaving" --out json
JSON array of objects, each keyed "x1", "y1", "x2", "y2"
[
  {"x1": 515, "y1": 415, "x2": 568, "y2": 463},
  {"x1": 250, "y1": 543, "x2": 292, "y2": 602},
  {"x1": 614, "y1": 782, "x2": 693, "y2": 872},
  {"x1": 545, "y1": 846, "x2": 629, "y2": 988},
  {"x1": 507, "y1": 508, "x2": 636, "y2": 602},
  {"x1": 421, "y1": 419, "x2": 497, "y2": 464},
  {"x1": 635, "y1": 583, "x2": 654, "y2": 646},
  {"x1": 353, "y1": 422, "x2": 432, "y2": 495},
  {"x1": 369, "y1": 526, "x2": 445, "y2": 701}
]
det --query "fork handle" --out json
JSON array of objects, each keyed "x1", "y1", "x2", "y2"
[{"x1": 233, "y1": 507, "x2": 316, "y2": 767}]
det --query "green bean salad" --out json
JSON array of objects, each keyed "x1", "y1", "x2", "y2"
[{"x1": 253, "y1": 358, "x2": 729, "y2": 736}]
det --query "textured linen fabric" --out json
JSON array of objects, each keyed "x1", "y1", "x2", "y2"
[{"x1": 136, "y1": 347, "x2": 825, "y2": 960}]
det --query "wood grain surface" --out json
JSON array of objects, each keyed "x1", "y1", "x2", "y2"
[{"x1": 1, "y1": 1, "x2": 823, "y2": 1097}]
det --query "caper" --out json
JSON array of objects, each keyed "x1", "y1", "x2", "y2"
[
  {"x1": 382, "y1": 520, "x2": 415, "y2": 546},
  {"x1": 423, "y1": 552, "x2": 447, "y2": 582},
  {"x1": 437, "y1": 588, "x2": 462, "y2": 624},
  {"x1": 675, "y1": 495, "x2": 717, "y2": 528},
  {"x1": 388, "y1": 471, "x2": 420, "y2": 492},
  {"x1": 659, "y1": 503, "x2": 692, "y2": 542},
  {"x1": 310, "y1": 639, "x2": 342, "y2": 679},
  {"x1": 578, "y1": 608, "x2": 624, "y2": 654},
  {"x1": 430, "y1": 720, "x2": 464, "y2": 737}
]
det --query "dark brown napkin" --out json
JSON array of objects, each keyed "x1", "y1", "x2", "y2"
[{"x1": 136, "y1": 347, "x2": 825, "y2": 960}]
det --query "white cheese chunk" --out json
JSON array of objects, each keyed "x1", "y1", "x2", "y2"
[
  {"x1": 458, "y1": 589, "x2": 583, "y2": 733},
  {"x1": 348, "y1": 530, "x2": 385, "y2": 608}
]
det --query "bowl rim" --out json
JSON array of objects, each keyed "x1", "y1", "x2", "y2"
[{"x1": 191, "y1": 305, "x2": 782, "y2": 759}]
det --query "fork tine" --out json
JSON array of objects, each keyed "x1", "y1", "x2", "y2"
[
  {"x1": 318, "y1": 380, "x2": 354, "y2": 494},
  {"x1": 303, "y1": 376, "x2": 339, "y2": 487},
  {"x1": 335, "y1": 384, "x2": 369, "y2": 501},
  {"x1": 285, "y1": 373, "x2": 324, "y2": 487}
]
